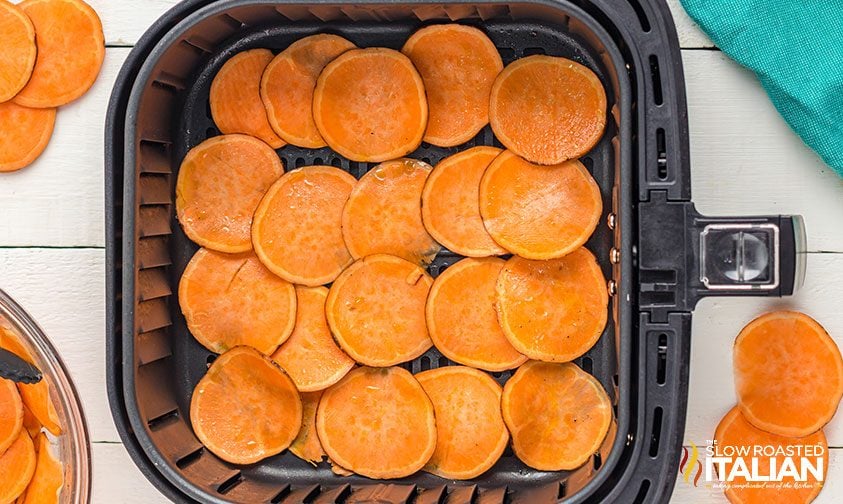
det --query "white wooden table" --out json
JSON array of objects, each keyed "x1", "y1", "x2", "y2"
[{"x1": 1, "y1": 1, "x2": 842, "y2": 502}]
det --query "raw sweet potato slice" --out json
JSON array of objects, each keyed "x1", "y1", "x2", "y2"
[
  {"x1": 427, "y1": 258, "x2": 526, "y2": 371},
  {"x1": 0, "y1": 378, "x2": 23, "y2": 454},
  {"x1": 289, "y1": 391, "x2": 326, "y2": 466},
  {"x1": 210, "y1": 49, "x2": 285, "y2": 148},
  {"x1": 342, "y1": 159, "x2": 440, "y2": 265},
  {"x1": 496, "y1": 249, "x2": 608, "y2": 362},
  {"x1": 0, "y1": 431, "x2": 36, "y2": 503},
  {"x1": 401, "y1": 24, "x2": 503, "y2": 147},
  {"x1": 190, "y1": 346, "x2": 302, "y2": 465},
  {"x1": 0, "y1": 0, "x2": 36, "y2": 103},
  {"x1": 271, "y1": 286, "x2": 355, "y2": 392},
  {"x1": 502, "y1": 361, "x2": 612, "y2": 471},
  {"x1": 489, "y1": 55, "x2": 606, "y2": 165},
  {"x1": 175, "y1": 134, "x2": 285, "y2": 253},
  {"x1": 734, "y1": 311, "x2": 843, "y2": 437},
  {"x1": 421, "y1": 147, "x2": 507, "y2": 257},
  {"x1": 13, "y1": 0, "x2": 104, "y2": 108},
  {"x1": 313, "y1": 48, "x2": 428, "y2": 162},
  {"x1": 0, "y1": 102, "x2": 56, "y2": 172},
  {"x1": 21, "y1": 405, "x2": 41, "y2": 438},
  {"x1": 416, "y1": 367, "x2": 508, "y2": 479},
  {"x1": 714, "y1": 406, "x2": 827, "y2": 504},
  {"x1": 178, "y1": 248, "x2": 296, "y2": 355},
  {"x1": 19, "y1": 433, "x2": 63, "y2": 504},
  {"x1": 326, "y1": 255, "x2": 433, "y2": 367},
  {"x1": 479, "y1": 150, "x2": 602, "y2": 259},
  {"x1": 252, "y1": 166, "x2": 357, "y2": 286},
  {"x1": 316, "y1": 366, "x2": 436, "y2": 478},
  {"x1": 0, "y1": 329, "x2": 61, "y2": 436},
  {"x1": 261, "y1": 34, "x2": 356, "y2": 148}
]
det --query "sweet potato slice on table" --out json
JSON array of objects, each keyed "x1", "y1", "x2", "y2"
[
  {"x1": 714, "y1": 406, "x2": 827, "y2": 504},
  {"x1": 342, "y1": 159, "x2": 440, "y2": 265},
  {"x1": 479, "y1": 150, "x2": 602, "y2": 260},
  {"x1": 252, "y1": 166, "x2": 357, "y2": 286},
  {"x1": 402, "y1": 24, "x2": 503, "y2": 147},
  {"x1": 313, "y1": 48, "x2": 428, "y2": 162},
  {"x1": 326, "y1": 255, "x2": 433, "y2": 367},
  {"x1": 316, "y1": 367, "x2": 436, "y2": 478},
  {"x1": 0, "y1": 378, "x2": 23, "y2": 454},
  {"x1": 178, "y1": 248, "x2": 296, "y2": 355},
  {"x1": 190, "y1": 346, "x2": 302, "y2": 465},
  {"x1": 416, "y1": 367, "x2": 509, "y2": 479},
  {"x1": 0, "y1": 102, "x2": 56, "y2": 172},
  {"x1": 0, "y1": 0, "x2": 36, "y2": 103},
  {"x1": 289, "y1": 391, "x2": 326, "y2": 466},
  {"x1": 502, "y1": 361, "x2": 612, "y2": 471},
  {"x1": 261, "y1": 34, "x2": 355, "y2": 148},
  {"x1": 426, "y1": 257, "x2": 526, "y2": 371},
  {"x1": 489, "y1": 55, "x2": 607, "y2": 165},
  {"x1": 734, "y1": 311, "x2": 843, "y2": 437},
  {"x1": 421, "y1": 147, "x2": 507, "y2": 257},
  {"x1": 271, "y1": 286, "x2": 354, "y2": 392},
  {"x1": 210, "y1": 49, "x2": 285, "y2": 148},
  {"x1": 19, "y1": 433, "x2": 63, "y2": 504},
  {"x1": 176, "y1": 134, "x2": 284, "y2": 253},
  {"x1": 14, "y1": 0, "x2": 104, "y2": 108},
  {"x1": 0, "y1": 329, "x2": 61, "y2": 435},
  {"x1": 0, "y1": 431, "x2": 36, "y2": 503}
]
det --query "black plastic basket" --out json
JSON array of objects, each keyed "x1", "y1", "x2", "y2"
[{"x1": 105, "y1": 0, "x2": 806, "y2": 502}]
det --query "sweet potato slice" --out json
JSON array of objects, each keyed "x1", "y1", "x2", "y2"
[
  {"x1": 210, "y1": 49, "x2": 285, "y2": 148},
  {"x1": 427, "y1": 258, "x2": 526, "y2": 371},
  {"x1": 326, "y1": 255, "x2": 433, "y2": 367},
  {"x1": 496, "y1": 249, "x2": 608, "y2": 362},
  {"x1": 734, "y1": 311, "x2": 843, "y2": 437},
  {"x1": 178, "y1": 248, "x2": 296, "y2": 355},
  {"x1": 316, "y1": 367, "x2": 436, "y2": 478},
  {"x1": 416, "y1": 367, "x2": 508, "y2": 479},
  {"x1": 0, "y1": 378, "x2": 23, "y2": 454},
  {"x1": 0, "y1": 102, "x2": 56, "y2": 172},
  {"x1": 190, "y1": 346, "x2": 302, "y2": 465},
  {"x1": 714, "y1": 406, "x2": 827, "y2": 504},
  {"x1": 252, "y1": 166, "x2": 356, "y2": 286},
  {"x1": 13, "y1": 0, "x2": 104, "y2": 108},
  {"x1": 176, "y1": 134, "x2": 284, "y2": 253},
  {"x1": 0, "y1": 431, "x2": 36, "y2": 503},
  {"x1": 289, "y1": 391, "x2": 326, "y2": 466},
  {"x1": 21, "y1": 405, "x2": 41, "y2": 438},
  {"x1": 313, "y1": 48, "x2": 428, "y2": 162},
  {"x1": 271, "y1": 286, "x2": 354, "y2": 392},
  {"x1": 261, "y1": 34, "x2": 356, "y2": 148},
  {"x1": 502, "y1": 361, "x2": 612, "y2": 471},
  {"x1": 479, "y1": 150, "x2": 602, "y2": 259},
  {"x1": 489, "y1": 55, "x2": 606, "y2": 165},
  {"x1": 0, "y1": 329, "x2": 61, "y2": 436},
  {"x1": 19, "y1": 433, "x2": 62, "y2": 504},
  {"x1": 421, "y1": 147, "x2": 507, "y2": 257},
  {"x1": 342, "y1": 159, "x2": 440, "y2": 265},
  {"x1": 0, "y1": 1, "x2": 36, "y2": 103},
  {"x1": 401, "y1": 24, "x2": 503, "y2": 147}
]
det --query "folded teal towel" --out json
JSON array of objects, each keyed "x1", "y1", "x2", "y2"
[{"x1": 679, "y1": 0, "x2": 843, "y2": 177}]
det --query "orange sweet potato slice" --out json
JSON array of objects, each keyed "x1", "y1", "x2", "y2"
[
  {"x1": 489, "y1": 55, "x2": 607, "y2": 165},
  {"x1": 178, "y1": 248, "x2": 296, "y2": 355},
  {"x1": 175, "y1": 134, "x2": 285, "y2": 253},
  {"x1": 426, "y1": 257, "x2": 526, "y2": 371},
  {"x1": 714, "y1": 406, "x2": 827, "y2": 504},
  {"x1": 502, "y1": 361, "x2": 612, "y2": 471},
  {"x1": 0, "y1": 431, "x2": 36, "y2": 502},
  {"x1": 289, "y1": 390, "x2": 326, "y2": 466},
  {"x1": 0, "y1": 102, "x2": 56, "y2": 172},
  {"x1": 13, "y1": 0, "x2": 104, "y2": 108},
  {"x1": 416, "y1": 367, "x2": 508, "y2": 479},
  {"x1": 421, "y1": 147, "x2": 507, "y2": 257},
  {"x1": 0, "y1": 329, "x2": 61, "y2": 436},
  {"x1": 271, "y1": 286, "x2": 354, "y2": 392},
  {"x1": 342, "y1": 159, "x2": 440, "y2": 265},
  {"x1": 496, "y1": 249, "x2": 608, "y2": 362},
  {"x1": 316, "y1": 366, "x2": 436, "y2": 478},
  {"x1": 261, "y1": 34, "x2": 356, "y2": 148},
  {"x1": 402, "y1": 24, "x2": 503, "y2": 147},
  {"x1": 734, "y1": 311, "x2": 843, "y2": 437},
  {"x1": 0, "y1": 1, "x2": 36, "y2": 103},
  {"x1": 252, "y1": 166, "x2": 357, "y2": 286},
  {"x1": 326, "y1": 254, "x2": 433, "y2": 367},
  {"x1": 19, "y1": 433, "x2": 63, "y2": 504},
  {"x1": 210, "y1": 49, "x2": 285, "y2": 148},
  {"x1": 479, "y1": 150, "x2": 602, "y2": 259},
  {"x1": 21, "y1": 405, "x2": 41, "y2": 438},
  {"x1": 313, "y1": 48, "x2": 428, "y2": 162},
  {"x1": 190, "y1": 346, "x2": 302, "y2": 465},
  {"x1": 0, "y1": 378, "x2": 23, "y2": 454}
]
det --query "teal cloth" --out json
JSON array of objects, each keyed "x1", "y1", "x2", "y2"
[{"x1": 679, "y1": 0, "x2": 843, "y2": 177}]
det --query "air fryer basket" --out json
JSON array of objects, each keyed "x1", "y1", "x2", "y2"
[{"x1": 105, "y1": 0, "x2": 804, "y2": 502}]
